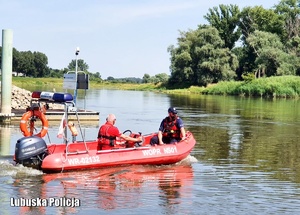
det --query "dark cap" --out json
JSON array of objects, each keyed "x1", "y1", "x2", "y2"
[{"x1": 168, "y1": 107, "x2": 178, "y2": 114}]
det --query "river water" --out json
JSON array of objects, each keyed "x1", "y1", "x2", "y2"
[{"x1": 1, "y1": 88, "x2": 300, "y2": 215}]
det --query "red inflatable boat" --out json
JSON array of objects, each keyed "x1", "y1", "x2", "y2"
[{"x1": 14, "y1": 91, "x2": 196, "y2": 173}]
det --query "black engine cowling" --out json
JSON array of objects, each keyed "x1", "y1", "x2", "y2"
[{"x1": 15, "y1": 136, "x2": 49, "y2": 169}]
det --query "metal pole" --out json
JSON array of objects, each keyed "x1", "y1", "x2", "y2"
[
  {"x1": 0, "y1": 29, "x2": 14, "y2": 123},
  {"x1": 74, "y1": 47, "x2": 80, "y2": 105},
  {"x1": 1, "y1": 29, "x2": 13, "y2": 114}
]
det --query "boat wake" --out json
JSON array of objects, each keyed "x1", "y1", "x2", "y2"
[
  {"x1": 0, "y1": 160, "x2": 43, "y2": 178},
  {"x1": 177, "y1": 154, "x2": 198, "y2": 165}
]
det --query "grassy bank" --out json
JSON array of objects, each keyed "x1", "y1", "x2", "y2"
[
  {"x1": 12, "y1": 77, "x2": 162, "y2": 91},
  {"x1": 12, "y1": 75, "x2": 300, "y2": 98},
  {"x1": 202, "y1": 76, "x2": 300, "y2": 98}
]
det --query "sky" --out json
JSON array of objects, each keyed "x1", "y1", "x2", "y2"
[{"x1": 1, "y1": 0, "x2": 280, "y2": 79}]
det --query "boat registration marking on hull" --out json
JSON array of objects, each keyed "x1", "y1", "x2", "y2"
[
  {"x1": 142, "y1": 146, "x2": 178, "y2": 156},
  {"x1": 67, "y1": 155, "x2": 100, "y2": 166}
]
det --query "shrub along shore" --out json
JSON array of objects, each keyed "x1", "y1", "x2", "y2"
[{"x1": 12, "y1": 75, "x2": 300, "y2": 99}]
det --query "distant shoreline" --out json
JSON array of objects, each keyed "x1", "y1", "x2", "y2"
[{"x1": 11, "y1": 76, "x2": 300, "y2": 99}]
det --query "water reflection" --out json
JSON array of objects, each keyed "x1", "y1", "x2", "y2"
[
  {"x1": 7, "y1": 161, "x2": 195, "y2": 214},
  {"x1": 175, "y1": 94, "x2": 300, "y2": 184},
  {"x1": 0, "y1": 125, "x2": 12, "y2": 156}
]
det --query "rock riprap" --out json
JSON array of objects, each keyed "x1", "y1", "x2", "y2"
[{"x1": 1, "y1": 85, "x2": 63, "y2": 110}]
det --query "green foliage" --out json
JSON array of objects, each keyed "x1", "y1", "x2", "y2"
[
  {"x1": 89, "y1": 72, "x2": 102, "y2": 81},
  {"x1": 142, "y1": 73, "x2": 169, "y2": 84},
  {"x1": 67, "y1": 59, "x2": 89, "y2": 72},
  {"x1": 274, "y1": 0, "x2": 300, "y2": 39},
  {"x1": 239, "y1": 6, "x2": 284, "y2": 40},
  {"x1": 48, "y1": 69, "x2": 66, "y2": 78},
  {"x1": 286, "y1": 36, "x2": 300, "y2": 56},
  {"x1": 247, "y1": 30, "x2": 299, "y2": 77},
  {"x1": 142, "y1": 74, "x2": 151, "y2": 83},
  {"x1": 105, "y1": 76, "x2": 142, "y2": 83},
  {"x1": 1, "y1": 48, "x2": 49, "y2": 77},
  {"x1": 202, "y1": 81, "x2": 243, "y2": 95},
  {"x1": 241, "y1": 73, "x2": 255, "y2": 82},
  {"x1": 204, "y1": 4, "x2": 241, "y2": 49},
  {"x1": 203, "y1": 75, "x2": 300, "y2": 98},
  {"x1": 168, "y1": 25, "x2": 238, "y2": 87}
]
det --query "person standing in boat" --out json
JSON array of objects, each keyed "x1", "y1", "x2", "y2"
[
  {"x1": 150, "y1": 107, "x2": 186, "y2": 145},
  {"x1": 98, "y1": 113, "x2": 143, "y2": 150}
]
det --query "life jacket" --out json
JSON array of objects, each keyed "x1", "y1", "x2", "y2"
[
  {"x1": 162, "y1": 117, "x2": 180, "y2": 138},
  {"x1": 97, "y1": 123, "x2": 116, "y2": 148}
]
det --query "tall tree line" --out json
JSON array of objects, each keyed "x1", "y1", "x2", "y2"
[
  {"x1": 168, "y1": 0, "x2": 300, "y2": 87},
  {"x1": 0, "y1": 47, "x2": 50, "y2": 77},
  {"x1": 0, "y1": 47, "x2": 64, "y2": 77},
  {"x1": 0, "y1": 47, "x2": 102, "y2": 80}
]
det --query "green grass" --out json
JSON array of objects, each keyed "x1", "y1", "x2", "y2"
[
  {"x1": 202, "y1": 76, "x2": 300, "y2": 98},
  {"x1": 12, "y1": 75, "x2": 300, "y2": 98}
]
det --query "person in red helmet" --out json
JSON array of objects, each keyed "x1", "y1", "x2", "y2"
[
  {"x1": 98, "y1": 114, "x2": 142, "y2": 150},
  {"x1": 150, "y1": 107, "x2": 186, "y2": 145}
]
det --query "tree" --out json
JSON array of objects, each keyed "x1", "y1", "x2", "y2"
[
  {"x1": 204, "y1": 4, "x2": 241, "y2": 50},
  {"x1": 239, "y1": 6, "x2": 284, "y2": 42},
  {"x1": 237, "y1": 6, "x2": 284, "y2": 79},
  {"x1": 107, "y1": 76, "x2": 114, "y2": 81},
  {"x1": 49, "y1": 68, "x2": 67, "y2": 78},
  {"x1": 275, "y1": 0, "x2": 300, "y2": 39},
  {"x1": 286, "y1": 36, "x2": 300, "y2": 57},
  {"x1": 67, "y1": 59, "x2": 89, "y2": 72},
  {"x1": 154, "y1": 73, "x2": 169, "y2": 83},
  {"x1": 12, "y1": 48, "x2": 20, "y2": 75},
  {"x1": 142, "y1": 73, "x2": 151, "y2": 83},
  {"x1": 168, "y1": 25, "x2": 238, "y2": 87},
  {"x1": 33, "y1": 51, "x2": 49, "y2": 77},
  {"x1": 89, "y1": 72, "x2": 101, "y2": 81},
  {"x1": 247, "y1": 30, "x2": 298, "y2": 77},
  {"x1": 17, "y1": 51, "x2": 35, "y2": 77},
  {"x1": 10, "y1": 49, "x2": 49, "y2": 77}
]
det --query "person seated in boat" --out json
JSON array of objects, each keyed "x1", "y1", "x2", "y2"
[
  {"x1": 97, "y1": 113, "x2": 143, "y2": 150},
  {"x1": 150, "y1": 107, "x2": 186, "y2": 145}
]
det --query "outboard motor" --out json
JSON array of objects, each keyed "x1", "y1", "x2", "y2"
[{"x1": 15, "y1": 136, "x2": 49, "y2": 169}]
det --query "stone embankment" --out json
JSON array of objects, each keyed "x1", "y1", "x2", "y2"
[
  {"x1": 11, "y1": 85, "x2": 32, "y2": 109},
  {"x1": 7, "y1": 85, "x2": 62, "y2": 110}
]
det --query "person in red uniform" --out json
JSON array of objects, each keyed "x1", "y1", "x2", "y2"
[
  {"x1": 98, "y1": 114, "x2": 142, "y2": 150},
  {"x1": 150, "y1": 107, "x2": 186, "y2": 145}
]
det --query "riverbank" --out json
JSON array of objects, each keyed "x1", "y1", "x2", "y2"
[
  {"x1": 11, "y1": 75, "x2": 300, "y2": 99},
  {"x1": 0, "y1": 83, "x2": 33, "y2": 109}
]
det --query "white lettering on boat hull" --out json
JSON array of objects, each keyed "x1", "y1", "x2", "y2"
[
  {"x1": 142, "y1": 148, "x2": 161, "y2": 156},
  {"x1": 163, "y1": 146, "x2": 178, "y2": 154},
  {"x1": 67, "y1": 155, "x2": 100, "y2": 166},
  {"x1": 142, "y1": 146, "x2": 177, "y2": 156}
]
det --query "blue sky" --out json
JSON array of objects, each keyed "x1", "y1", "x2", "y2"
[{"x1": 1, "y1": 0, "x2": 280, "y2": 79}]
